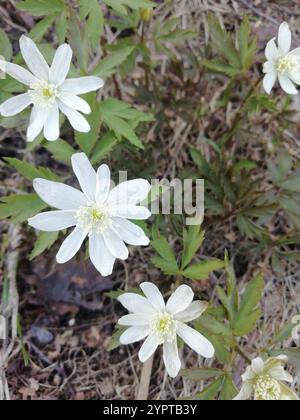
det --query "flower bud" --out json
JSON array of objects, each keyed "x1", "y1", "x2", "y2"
[{"x1": 140, "y1": 8, "x2": 153, "y2": 22}]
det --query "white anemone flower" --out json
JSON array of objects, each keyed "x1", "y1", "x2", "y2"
[
  {"x1": 292, "y1": 315, "x2": 300, "y2": 342},
  {"x1": 234, "y1": 355, "x2": 299, "y2": 400},
  {"x1": 0, "y1": 35, "x2": 104, "y2": 141},
  {"x1": 118, "y1": 282, "x2": 215, "y2": 378},
  {"x1": 28, "y1": 153, "x2": 151, "y2": 276},
  {"x1": 263, "y1": 22, "x2": 300, "y2": 95}
]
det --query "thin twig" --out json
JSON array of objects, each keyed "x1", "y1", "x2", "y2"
[
  {"x1": 136, "y1": 355, "x2": 154, "y2": 400},
  {"x1": 0, "y1": 224, "x2": 21, "y2": 401}
]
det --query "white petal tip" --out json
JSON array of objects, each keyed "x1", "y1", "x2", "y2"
[
  {"x1": 138, "y1": 353, "x2": 151, "y2": 364},
  {"x1": 99, "y1": 270, "x2": 113, "y2": 277}
]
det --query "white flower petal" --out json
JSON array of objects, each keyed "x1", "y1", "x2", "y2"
[
  {"x1": 139, "y1": 333, "x2": 160, "y2": 363},
  {"x1": 89, "y1": 233, "x2": 115, "y2": 276},
  {"x1": 251, "y1": 357, "x2": 265, "y2": 374},
  {"x1": 0, "y1": 93, "x2": 31, "y2": 117},
  {"x1": 58, "y1": 100, "x2": 90, "y2": 132},
  {"x1": 233, "y1": 383, "x2": 253, "y2": 400},
  {"x1": 119, "y1": 326, "x2": 149, "y2": 345},
  {"x1": 265, "y1": 38, "x2": 279, "y2": 61},
  {"x1": 44, "y1": 103, "x2": 59, "y2": 141},
  {"x1": 49, "y1": 43, "x2": 72, "y2": 85},
  {"x1": 174, "y1": 301, "x2": 208, "y2": 323},
  {"x1": 278, "y1": 73, "x2": 298, "y2": 94},
  {"x1": 56, "y1": 227, "x2": 87, "y2": 264},
  {"x1": 279, "y1": 383, "x2": 299, "y2": 400},
  {"x1": 19, "y1": 35, "x2": 49, "y2": 80},
  {"x1": 96, "y1": 164, "x2": 111, "y2": 205},
  {"x1": 139, "y1": 282, "x2": 165, "y2": 312},
  {"x1": 269, "y1": 366, "x2": 293, "y2": 383},
  {"x1": 278, "y1": 22, "x2": 291, "y2": 55},
  {"x1": 112, "y1": 204, "x2": 151, "y2": 220},
  {"x1": 118, "y1": 293, "x2": 156, "y2": 314},
  {"x1": 103, "y1": 228, "x2": 129, "y2": 260},
  {"x1": 61, "y1": 76, "x2": 104, "y2": 95},
  {"x1": 28, "y1": 210, "x2": 76, "y2": 231},
  {"x1": 71, "y1": 153, "x2": 97, "y2": 201},
  {"x1": 108, "y1": 180, "x2": 151, "y2": 206},
  {"x1": 166, "y1": 284, "x2": 194, "y2": 315},
  {"x1": 263, "y1": 60, "x2": 275, "y2": 73},
  {"x1": 118, "y1": 313, "x2": 152, "y2": 327},
  {"x1": 288, "y1": 47, "x2": 300, "y2": 56},
  {"x1": 59, "y1": 92, "x2": 91, "y2": 114},
  {"x1": 27, "y1": 106, "x2": 47, "y2": 142},
  {"x1": 163, "y1": 340, "x2": 181, "y2": 378},
  {"x1": 0, "y1": 60, "x2": 37, "y2": 85},
  {"x1": 177, "y1": 323, "x2": 215, "y2": 358},
  {"x1": 111, "y1": 218, "x2": 149, "y2": 246},
  {"x1": 289, "y1": 71, "x2": 300, "y2": 85},
  {"x1": 33, "y1": 178, "x2": 87, "y2": 210},
  {"x1": 263, "y1": 71, "x2": 277, "y2": 94},
  {"x1": 241, "y1": 365, "x2": 256, "y2": 382}
]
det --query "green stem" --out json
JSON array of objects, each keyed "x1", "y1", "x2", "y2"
[
  {"x1": 235, "y1": 345, "x2": 251, "y2": 364},
  {"x1": 221, "y1": 75, "x2": 264, "y2": 147}
]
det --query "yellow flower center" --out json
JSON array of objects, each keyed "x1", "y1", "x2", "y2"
[
  {"x1": 253, "y1": 374, "x2": 281, "y2": 400},
  {"x1": 28, "y1": 81, "x2": 59, "y2": 108},
  {"x1": 276, "y1": 56, "x2": 298, "y2": 74},
  {"x1": 43, "y1": 87, "x2": 54, "y2": 97},
  {"x1": 75, "y1": 203, "x2": 111, "y2": 235},
  {"x1": 152, "y1": 312, "x2": 177, "y2": 343}
]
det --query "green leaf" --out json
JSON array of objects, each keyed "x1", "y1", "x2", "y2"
[
  {"x1": 208, "y1": 334, "x2": 232, "y2": 364},
  {"x1": 202, "y1": 59, "x2": 238, "y2": 77},
  {"x1": 269, "y1": 323, "x2": 294, "y2": 346},
  {"x1": 0, "y1": 194, "x2": 47, "y2": 223},
  {"x1": 103, "y1": 114, "x2": 143, "y2": 149},
  {"x1": 75, "y1": 93, "x2": 102, "y2": 155},
  {"x1": 278, "y1": 172, "x2": 300, "y2": 192},
  {"x1": 29, "y1": 15, "x2": 57, "y2": 42},
  {"x1": 30, "y1": 231, "x2": 59, "y2": 260},
  {"x1": 233, "y1": 273, "x2": 264, "y2": 336},
  {"x1": 190, "y1": 148, "x2": 211, "y2": 175},
  {"x1": 182, "y1": 259, "x2": 224, "y2": 281},
  {"x1": 92, "y1": 46, "x2": 135, "y2": 78},
  {"x1": 79, "y1": 0, "x2": 104, "y2": 51},
  {"x1": 103, "y1": 0, "x2": 156, "y2": 15},
  {"x1": 151, "y1": 256, "x2": 179, "y2": 276},
  {"x1": 56, "y1": 12, "x2": 68, "y2": 43},
  {"x1": 196, "y1": 313, "x2": 232, "y2": 337},
  {"x1": 157, "y1": 29, "x2": 197, "y2": 43},
  {"x1": 151, "y1": 228, "x2": 177, "y2": 264},
  {"x1": 151, "y1": 228, "x2": 179, "y2": 275},
  {"x1": 270, "y1": 348, "x2": 300, "y2": 369},
  {"x1": 17, "y1": 0, "x2": 64, "y2": 16},
  {"x1": 185, "y1": 377, "x2": 224, "y2": 400},
  {"x1": 219, "y1": 376, "x2": 238, "y2": 400},
  {"x1": 181, "y1": 225, "x2": 205, "y2": 269},
  {"x1": 216, "y1": 251, "x2": 239, "y2": 324},
  {"x1": 106, "y1": 287, "x2": 141, "y2": 300},
  {"x1": 68, "y1": 12, "x2": 88, "y2": 71},
  {"x1": 106, "y1": 327, "x2": 126, "y2": 352},
  {"x1": 99, "y1": 99, "x2": 152, "y2": 149},
  {"x1": 0, "y1": 30, "x2": 13, "y2": 60},
  {"x1": 280, "y1": 196, "x2": 300, "y2": 217},
  {"x1": 238, "y1": 16, "x2": 257, "y2": 71},
  {"x1": 90, "y1": 131, "x2": 119, "y2": 165},
  {"x1": 5, "y1": 157, "x2": 59, "y2": 181},
  {"x1": 43, "y1": 139, "x2": 76, "y2": 165},
  {"x1": 180, "y1": 368, "x2": 224, "y2": 381},
  {"x1": 207, "y1": 15, "x2": 240, "y2": 69}
]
